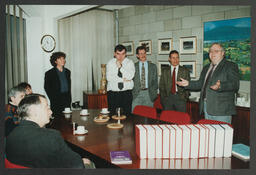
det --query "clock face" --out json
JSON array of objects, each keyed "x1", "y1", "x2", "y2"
[{"x1": 41, "y1": 35, "x2": 56, "y2": 52}]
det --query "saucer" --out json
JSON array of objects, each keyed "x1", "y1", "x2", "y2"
[
  {"x1": 80, "y1": 113, "x2": 89, "y2": 116},
  {"x1": 63, "y1": 110, "x2": 72, "y2": 114},
  {"x1": 75, "y1": 129, "x2": 88, "y2": 135}
]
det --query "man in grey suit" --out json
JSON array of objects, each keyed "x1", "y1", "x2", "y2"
[
  {"x1": 177, "y1": 43, "x2": 239, "y2": 123},
  {"x1": 159, "y1": 50, "x2": 190, "y2": 112},
  {"x1": 132, "y1": 46, "x2": 158, "y2": 111}
]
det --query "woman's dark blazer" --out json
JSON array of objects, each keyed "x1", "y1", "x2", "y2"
[{"x1": 44, "y1": 67, "x2": 71, "y2": 113}]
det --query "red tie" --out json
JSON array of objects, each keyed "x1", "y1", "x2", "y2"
[{"x1": 171, "y1": 67, "x2": 176, "y2": 94}]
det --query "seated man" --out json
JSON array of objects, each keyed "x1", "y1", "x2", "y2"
[
  {"x1": 5, "y1": 86, "x2": 25, "y2": 137},
  {"x1": 6, "y1": 94, "x2": 94, "y2": 168},
  {"x1": 18, "y1": 82, "x2": 33, "y2": 95}
]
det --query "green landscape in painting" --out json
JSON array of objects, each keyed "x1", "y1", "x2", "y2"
[{"x1": 203, "y1": 17, "x2": 251, "y2": 81}]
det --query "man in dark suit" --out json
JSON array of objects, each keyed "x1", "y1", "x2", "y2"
[
  {"x1": 159, "y1": 50, "x2": 190, "y2": 112},
  {"x1": 132, "y1": 46, "x2": 158, "y2": 111},
  {"x1": 177, "y1": 43, "x2": 239, "y2": 123},
  {"x1": 44, "y1": 52, "x2": 71, "y2": 115},
  {"x1": 6, "y1": 94, "x2": 94, "y2": 168}
]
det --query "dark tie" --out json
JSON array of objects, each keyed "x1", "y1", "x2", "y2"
[
  {"x1": 117, "y1": 67, "x2": 123, "y2": 90},
  {"x1": 141, "y1": 63, "x2": 145, "y2": 89},
  {"x1": 202, "y1": 65, "x2": 215, "y2": 99},
  {"x1": 171, "y1": 67, "x2": 176, "y2": 94}
]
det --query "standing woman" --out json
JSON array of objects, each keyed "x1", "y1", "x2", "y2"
[{"x1": 44, "y1": 52, "x2": 71, "y2": 115}]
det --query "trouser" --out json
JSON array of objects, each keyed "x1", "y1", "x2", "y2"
[
  {"x1": 107, "y1": 90, "x2": 133, "y2": 117},
  {"x1": 51, "y1": 92, "x2": 71, "y2": 116},
  {"x1": 161, "y1": 94, "x2": 186, "y2": 112},
  {"x1": 132, "y1": 90, "x2": 153, "y2": 112},
  {"x1": 203, "y1": 101, "x2": 232, "y2": 124}
]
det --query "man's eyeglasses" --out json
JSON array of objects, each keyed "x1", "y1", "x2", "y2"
[{"x1": 209, "y1": 50, "x2": 223, "y2": 53}]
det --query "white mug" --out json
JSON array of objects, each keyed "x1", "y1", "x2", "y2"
[
  {"x1": 64, "y1": 114, "x2": 71, "y2": 118},
  {"x1": 64, "y1": 107, "x2": 71, "y2": 112},
  {"x1": 101, "y1": 108, "x2": 108, "y2": 113},
  {"x1": 76, "y1": 126, "x2": 85, "y2": 133}
]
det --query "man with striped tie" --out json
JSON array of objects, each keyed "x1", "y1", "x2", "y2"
[{"x1": 132, "y1": 46, "x2": 158, "y2": 111}]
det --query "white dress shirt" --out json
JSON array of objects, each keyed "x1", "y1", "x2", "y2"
[{"x1": 106, "y1": 57, "x2": 135, "y2": 91}]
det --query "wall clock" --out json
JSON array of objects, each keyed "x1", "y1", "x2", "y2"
[{"x1": 41, "y1": 34, "x2": 56, "y2": 52}]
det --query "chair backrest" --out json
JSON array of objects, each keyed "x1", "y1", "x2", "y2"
[
  {"x1": 133, "y1": 105, "x2": 157, "y2": 119},
  {"x1": 159, "y1": 110, "x2": 191, "y2": 124},
  {"x1": 196, "y1": 119, "x2": 233, "y2": 128},
  {"x1": 5, "y1": 158, "x2": 29, "y2": 168},
  {"x1": 153, "y1": 95, "x2": 163, "y2": 110}
]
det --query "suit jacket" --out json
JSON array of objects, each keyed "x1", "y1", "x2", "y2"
[
  {"x1": 44, "y1": 67, "x2": 71, "y2": 112},
  {"x1": 132, "y1": 61, "x2": 158, "y2": 102},
  {"x1": 187, "y1": 59, "x2": 239, "y2": 115},
  {"x1": 6, "y1": 120, "x2": 84, "y2": 168},
  {"x1": 159, "y1": 65, "x2": 190, "y2": 101}
]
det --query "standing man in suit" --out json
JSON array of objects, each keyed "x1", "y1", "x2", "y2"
[
  {"x1": 159, "y1": 50, "x2": 190, "y2": 112},
  {"x1": 132, "y1": 46, "x2": 158, "y2": 111},
  {"x1": 44, "y1": 52, "x2": 71, "y2": 115},
  {"x1": 177, "y1": 43, "x2": 239, "y2": 123},
  {"x1": 106, "y1": 44, "x2": 135, "y2": 117}
]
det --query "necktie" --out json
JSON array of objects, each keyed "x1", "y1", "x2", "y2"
[
  {"x1": 171, "y1": 67, "x2": 176, "y2": 94},
  {"x1": 141, "y1": 63, "x2": 145, "y2": 89},
  {"x1": 202, "y1": 65, "x2": 215, "y2": 99},
  {"x1": 117, "y1": 67, "x2": 123, "y2": 90}
]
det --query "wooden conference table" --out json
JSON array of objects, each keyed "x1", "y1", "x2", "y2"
[{"x1": 50, "y1": 109, "x2": 249, "y2": 169}]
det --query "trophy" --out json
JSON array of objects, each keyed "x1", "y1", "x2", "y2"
[{"x1": 98, "y1": 64, "x2": 107, "y2": 94}]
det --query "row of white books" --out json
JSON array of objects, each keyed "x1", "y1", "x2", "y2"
[
  {"x1": 135, "y1": 124, "x2": 233, "y2": 159},
  {"x1": 139, "y1": 157, "x2": 231, "y2": 169}
]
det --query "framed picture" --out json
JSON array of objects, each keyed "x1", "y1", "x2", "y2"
[
  {"x1": 179, "y1": 36, "x2": 197, "y2": 54},
  {"x1": 158, "y1": 61, "x2": 170, "y2": 76},
  {"x1": 203, "y1": 17, "x2": 251, "y2": 81},
  {"x1": 180, "y1": 61, "x2": 196, "y2": 78},
  {"x1": 158, "y1": 38, "x2": 173, "y2": 55},
  {"x1": 139, "y1": 40, "x2": 152, "y2": 55},
  {"x1": 122, "y1": 41, "x2": 134, "y2": 56}
]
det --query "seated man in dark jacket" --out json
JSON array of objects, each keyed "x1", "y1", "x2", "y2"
[{"x1": 6, "y1": 94, "x2": 94, "y2": 168}]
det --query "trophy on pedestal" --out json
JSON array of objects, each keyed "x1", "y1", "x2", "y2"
[{"x1": 98, "y1": 64, "x2": 107, "y2": 94}]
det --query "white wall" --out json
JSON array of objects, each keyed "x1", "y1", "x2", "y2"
[{"x1": 20, "y1": 5, "x2": 97, "y2": 96}]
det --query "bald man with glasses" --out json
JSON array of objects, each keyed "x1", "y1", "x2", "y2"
[{"x1": 177, "y1": 43, "x2": 239, "y2": 124}]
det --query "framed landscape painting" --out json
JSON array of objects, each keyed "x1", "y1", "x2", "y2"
[
  {"x1": 139, "y1": 40, "x2": 152, "y2": 55},
  {"x1": 158, "y1": 61, "x2": 170, "y2": 76},
  {"x1": 122, "y1": 41, "x2": 134, "y2": 56},
  {"x1": 203, "y1": 17, "x2": 251, "y2": 81},
  {"x1": 180, "y1": 36, "x2": 197, "y2": 54},
  {"x1": 180, "y1": 61, "x2": 196, "y2": 78},
  {"x1": 158, "y1": 38, "x2": 172, "y2": 54}
]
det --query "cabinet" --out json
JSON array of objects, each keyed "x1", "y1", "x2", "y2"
[
  {"x1": 83, "y1": 91, "x2": 108, "y2": 109},
  {"x1": 186, "y1": 100, "x2": 250, "y2": 145}
]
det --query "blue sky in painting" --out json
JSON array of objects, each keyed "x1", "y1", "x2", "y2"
[{"x1": 204, "y1": 17, "x2": 251, "y2": 42}]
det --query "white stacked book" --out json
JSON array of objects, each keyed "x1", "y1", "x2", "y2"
[
  {"x1": 139, "y1": 157, "x2": 231, "y2": 169},
  {"x1": 135, "y1": 124, "x2": 233, "y2": 159}
]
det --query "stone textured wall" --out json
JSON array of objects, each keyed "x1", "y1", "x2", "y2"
[{"x1": 118, "y1": 5, "x2": 251, "y2": 96}]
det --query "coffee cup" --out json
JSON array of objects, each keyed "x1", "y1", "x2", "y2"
[
  {"x1": 80, "y1": 109, "x2": 88, "y2": 115},
  {"x1": 64, "y1": 107, "x2": 71, "y2": 112},
  {"x1": 77, "y1": 135, "x2": 85, "y2": 141},
  {"x1": 101, "y1": 108, "x2": 108, "y2": 113},
  {"x1": 64, "y1": 114, "x2": 71, "y2": 118},
  {"x1": 76, "y1": 126, "x2": 85, "y2": 134}
]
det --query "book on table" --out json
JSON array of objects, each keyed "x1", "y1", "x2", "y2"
[
  {"x1": 232, "y1": 143, "x2": 250, "y2": 161},
  {"x1": 110, "y1": 151, "x2": 132, "y2": 164}
]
